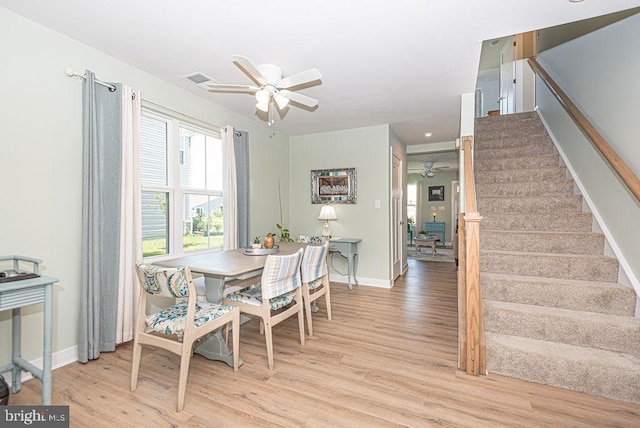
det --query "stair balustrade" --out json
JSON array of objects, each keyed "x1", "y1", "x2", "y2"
[{"x1": 458, "y1": 135, "x2": 485, "y2": 376}]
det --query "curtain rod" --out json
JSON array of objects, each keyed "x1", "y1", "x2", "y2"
[{"x1": 65, "y1": 67, "x2": 116, "y2": 92}]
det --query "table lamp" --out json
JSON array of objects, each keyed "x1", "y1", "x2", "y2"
[
  {"x1": 318, "y1": 205, "x2": 337, "y2": 239},
  {"x1": 432, "y1": 212, "x2": 437, "y2": 222}
]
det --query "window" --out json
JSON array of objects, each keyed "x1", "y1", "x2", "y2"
[
  {"x1": 407, "y1": 183, "x2": 417, "y2": 227},
  {"x1": 140, "y1": 110, "x2": 223, "y2": 257}
]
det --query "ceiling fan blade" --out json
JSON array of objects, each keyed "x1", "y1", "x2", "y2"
[
  {"x1": 208, "y1": 83, "x2": 259, "y2": 92},
  {"x1": 279, "y1": 90, "x2": 319, "y2": 108},
  {"x1": 232, "y1": 55, "x2": 267, "y2": 86},
  {"x1": 276, "y1": 68, "x2": 322, "y2": 89}
]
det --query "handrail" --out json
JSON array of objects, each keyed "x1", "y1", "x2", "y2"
[
  {"x1": 528, "y1": 57, "x2": 640, "y2": 202},
  {"x1": 458, "y1": 135, "x2": 485, "y2": 376}
]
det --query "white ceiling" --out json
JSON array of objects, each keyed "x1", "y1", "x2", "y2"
[{"x1": 2, "y1": 0, "x2": 638, "y2": 148}]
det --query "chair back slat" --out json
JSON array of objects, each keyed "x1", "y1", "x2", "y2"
[
  {"x1": 260, "y1": 248, "x2": 304, "y2": 299},
  {"x1": 136, "y1": 263, "x2": 190, "y2": 298},
  {"x1": 301, "y1": 242, "x2": 328, "y2": 283}
]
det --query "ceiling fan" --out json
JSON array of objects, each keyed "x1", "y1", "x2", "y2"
[
  {"x1": 410, "y1": 161, "x2": 450, "y2": 178},
  {"x1": 208, "y1": 55, "x2": 322, "y2": 119}
]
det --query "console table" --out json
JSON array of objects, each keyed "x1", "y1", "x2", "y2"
[
  {"x1": 0, "y1": 256, "x2": 58, "y2": 405},
  {"x1": 329, "y1": 238, "x2": 361, "y2": 290},
  {"x1": 423, "y1": 221, "x2": 445, "y2": 245}
]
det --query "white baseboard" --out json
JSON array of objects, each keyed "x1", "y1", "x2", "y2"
[
  {"x1": 2, "y1": 345, "x2": 78, "y2": 386},
  {"x1": 329, "y1": 273, "x2": 392, "y2": 289}
]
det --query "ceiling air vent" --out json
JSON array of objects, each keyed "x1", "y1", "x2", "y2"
[{"x1": 182, "y1": 72, "x2": 216, "y2": 89}]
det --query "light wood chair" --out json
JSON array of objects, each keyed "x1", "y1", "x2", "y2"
[
  {"x1": 223, "y1": 248, "x2": 305, "y2": 370},
  {"x1": 301, "y1": 242, "x2": 332, "y2": 336},
  {"x1": 131, "y1": 263, "x2": 240, "y2": 411}
]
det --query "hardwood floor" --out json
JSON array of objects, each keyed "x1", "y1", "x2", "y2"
[{"x1": 10, "y1": 259, "x2": 640, "y2": 427}]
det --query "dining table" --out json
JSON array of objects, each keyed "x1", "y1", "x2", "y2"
[{"x1": 155, "y1": 242, "x2": 306, "y2": 367}]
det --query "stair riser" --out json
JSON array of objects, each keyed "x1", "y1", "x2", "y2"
[
  {"x1": 478, "y1": 195, "x2": 582, "y2": 213},
  {"x1": 481, "y1": 214, "x2": 593, "y2": 232},
  {"x1": 480, "y1": 252, "x2": 619, "y2": 282},
  {"x1": 474, "y1": 136, "x2": 555, "y2": 153},
  {"x1": 475, "y1": 143, "x2": 556, "y2": 160},
  {"x1": 475, "y1": 155, "x2": 559, "y2": 171},
  {"x1": 476, "y1": 180, "x2": 575, "y2": 197},
  {"x1": 484, "y1": 306, "x2": 640, "y2": 356},
  {"x1": 481, "y1": 276, "x2": 636, "y2": 316},
  {"x1": 486, "y1": 336, "x2": 640, "y2": 404},
  {"x1": 475, "y1": 167, "x2": 567, "y2": 184},
  {"x1": 480, "y1": 232, "x2": 604, "y2": 255}
]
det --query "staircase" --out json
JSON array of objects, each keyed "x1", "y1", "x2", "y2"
[{"x1": 474, "y1": 111, "x2": 640, "y2": 404}]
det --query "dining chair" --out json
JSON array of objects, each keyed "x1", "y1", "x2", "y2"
[
  {"x1": 301, "y1": 242, "x2": 332, "y2": 336},
  {"x1": 131, "y1": 263, "x2": 240, "y2": 412},
  {"x1": 223, "y1": 248, "x2": 305, "y2": 370}
]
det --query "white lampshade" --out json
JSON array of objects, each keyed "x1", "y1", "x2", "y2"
[
  {"x1": 318, "y1": 205, "x2": 337, "y2": 239},
  {"x1": 273, "y1": 92, "x2": 290, "y2": 110},
  {"x1": 255, "y1": 89, "x2": 270, "y2": 104},
  {"x1": 318, "y1": 205, "x2": 337, "y2": 221},
  {"x1": 256, "y1": 101, "x2": 269, "y2": 112}
]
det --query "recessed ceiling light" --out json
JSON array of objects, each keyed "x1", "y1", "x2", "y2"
[
  {"x1": 569, "y1": 0, "x2": 584, "y2": 3},
  {"x1": 424, "y1": 132, "x2": 432, "y2": 137}
]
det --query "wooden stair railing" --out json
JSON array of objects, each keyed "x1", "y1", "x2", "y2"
[
  {"x1": 528, "y1": 57, "x2": 640, "y2": 203},
  {"x1": 458, "y1": 135, "x2": 485, "y2": 376}
]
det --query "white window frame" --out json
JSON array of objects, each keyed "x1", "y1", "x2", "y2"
[{"x1": 141, "y1": 108, "x2": 223, "y2": 261}]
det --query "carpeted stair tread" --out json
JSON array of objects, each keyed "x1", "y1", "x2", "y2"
[
  {"x1": 474, "y1": 142, "x2": 556, "y2": 160},
  {"x1": 481, "y1": 272, "x2": 636, "y2": 316},
  {"x1": 475, "y1": 154, "x2": 560, "y2": 171},
  {"x1": 476, "y1": 179, "x2": 575, "y2": 197},
  {"x1": 481, "y1": 212, "x2": 593, "y2": 233},
  {"x1": 480, "y1": 250, "x2": 619, "y2": 282},
  {"x1": 478, "y1": 194, "x2": 583, "y2": 213},
  {"x1": 483, "y1": 300, "x2": 640, "y2": 356},
  {"x1": 475, "y1": 166, "x2": 567, "y2": 184},
  {"x1": 485, "y1": 332, "x2": 640, "y2": 404},
  {"x1": 480, "y1": 230, "x2": 604, "y2": 255}
]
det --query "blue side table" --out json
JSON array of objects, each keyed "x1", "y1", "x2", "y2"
[
  {"x1": 0, "y1": 256, "x2": 58, "y2": 405},
  {"x1": 329, "y1": 238, "x2": 361, "y2": 290}
]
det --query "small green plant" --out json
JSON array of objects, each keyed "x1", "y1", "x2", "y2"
[
  {"x1": 253, "y1": 236, "x2": 261, "y2": 244},
  {"x1": 419, "y1": 230, "x2": 426, "y2": 235},
  {"x1": 276, "y1": 224, "x2": 293, "y2": 242}
]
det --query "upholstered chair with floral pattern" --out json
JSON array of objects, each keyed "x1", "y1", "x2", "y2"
[
  {"x1": 223, "y1": 248, "x2": 305, "y2": 370},
  {"x1": 131, "y1": 263, "x2": 240, "y2": 411},
  {"x1": 301, "y1": 241, "x2": 332, "y2": 336}
]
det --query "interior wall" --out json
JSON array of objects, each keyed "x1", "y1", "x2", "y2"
[
  {"x1": 476, "y1": 68, "x2": 500, "y2": 116},
  {"x1": 536, "y1": 12, "x2": 640, "y2": 293},
  {"x1": 408, "y1": 171, "x2": 457, "y2": 244},
  {"x1": 289, "y1": 125, "x2": 392, "y2": 286},
  {"x1": 0, "y1": 7, "x2": 289, "y2": 364}
]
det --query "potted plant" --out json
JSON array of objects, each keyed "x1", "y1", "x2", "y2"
[
  {"x1": 418, "y1": 230, "x2": 427, "y2": 239},
  {"x1": 251, "y1": 236, "x2": 262, "y2": 250},
  {"x1": 264, "y1": 233, "x2": 275, "y2": 249}
]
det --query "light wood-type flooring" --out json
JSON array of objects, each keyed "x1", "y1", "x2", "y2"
[{"x1": 10, "y1": 259, "x2": 640, "y2": 427}]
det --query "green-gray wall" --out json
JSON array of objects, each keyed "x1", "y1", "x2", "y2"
[
  {"x1": 289, "y1": 125, "x2": 402, "y2": 287},
  {"x1": 0, "y1": 7, "x2": 289, "y2": 365}
]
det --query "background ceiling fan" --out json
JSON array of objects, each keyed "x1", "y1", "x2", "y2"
[
  {"x1": 208, "y1": 55, "x2": 322, "y2": 117},
  {"x1": 409, "y1": 161, "x2": 450, "y2": 177}
]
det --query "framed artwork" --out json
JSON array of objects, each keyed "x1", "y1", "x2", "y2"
[
  {"x1": 428, "y1": 185, "x2": 445, "y2": 201},
  {"x1": 311, "y1": 168, "x2": 357, "y2": 204}
]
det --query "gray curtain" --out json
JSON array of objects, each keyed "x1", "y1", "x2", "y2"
[
  {"x1": 78, "y1": 71, "x2": 123, "y2": 362},
  {"x1": 234, "y1": 130, "x2": 250, "y2": 248}
]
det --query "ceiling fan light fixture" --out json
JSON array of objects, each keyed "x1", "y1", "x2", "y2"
[
  {"x1": 426, "y1": 170, "x2": 435, "y2": 177},
  {"x1": 256, "y1": 100, "x2": 269, "y2": 112},
  {"x1": 255, "y1": 88, "x2": 270, "y2": 104},
  {"x1": 273, "y1": 92, "x2": 289, "y2": 110}
]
